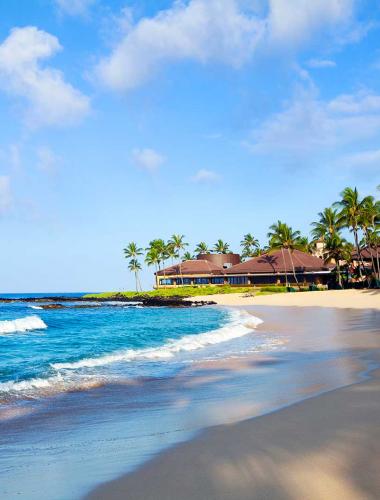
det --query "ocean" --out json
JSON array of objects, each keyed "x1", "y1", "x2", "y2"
[
  {"x1": 0, "y1": 294, "x2": 274, "y2": 499},
  {"x1": 0, "y1": 294, "x2": 266, "y2": 402}
]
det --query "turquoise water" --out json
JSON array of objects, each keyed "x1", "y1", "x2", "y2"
[
  {"x1": 0, "y1": 295, "x2": 243, "y2": 400},
  {"x1": 0, "y1": 296, "x2": 270, "y2": 402}
]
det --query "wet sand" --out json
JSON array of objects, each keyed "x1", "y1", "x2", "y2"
[{"x1": 87, "y1": 305, "x2": 380, "y2": 500}]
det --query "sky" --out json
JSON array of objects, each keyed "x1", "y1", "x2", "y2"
[{"x1": 0, "y1": 0, "x2": 379, "y2": 292}]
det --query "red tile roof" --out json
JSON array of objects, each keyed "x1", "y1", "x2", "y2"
[
  {"x1": 225, "y1": 249, "x2": 331, "y2": 274},
  {"x1": 156, "y1": 259, "x2": 224, "y2": 276}
]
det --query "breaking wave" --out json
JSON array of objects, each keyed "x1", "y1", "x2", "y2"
[
  {"x1": 52, "y1": 310, "x2": 263, "y2": 370},
  {"x1": 0, "y1": 315, "x2": 47, "y2": 334}
]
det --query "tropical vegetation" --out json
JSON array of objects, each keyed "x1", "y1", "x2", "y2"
[{"x1": 121, "y1": 186, "x2": 379, "y2": 292}]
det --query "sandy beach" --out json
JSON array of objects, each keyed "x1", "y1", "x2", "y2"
[
  {"x1": 87, "y1": 292, "x2": 380, "y2": 500},
  {"x1": 189, "y1": 289, "x2": 380, "y2": 309}
]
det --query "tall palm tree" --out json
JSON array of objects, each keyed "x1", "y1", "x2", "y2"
[
  {"x1": 195, "y1": 242, "x2": 209, "y2": 254},
  {"x1": 334, "y1": 187, "x2": 372, "y2": 279},
  {"x1": 166, "y1": 243, "x2": 179, "y2": 265},
  {"x1": 240, "y1": 233, "x2": 259, "y2": 260},
  {"x1": 297, "y1": 236, "x2": 314, "y2": 254},
  {"x1": 168, "y1": 234, "x2": 188, "y2": 285},
  {"x1": 366, "y1": 229, "x2": 380, "y2": 279},
  {"x1": 123, "y1": 242, "x2": 143, "y2": 260},
  {"x1": 214, "y1": 239, "x2": 230, "y2": 254},
  {"x1": 359, "y1": 197, "x2": 380, "y2": 279},
  {"x1": 324, "y1": 235, "x2": 351, "y2": 288},
  {"x1": 183, "y1": 251, "x2": 194, "y2": 261},
  {"x1": 123, "y1": 242, "x2": 143, "y2": 290},
  {"x1": 311, "y1": 207, "x2": 341, "y2": 241},
  {"x1": 145, "y1": 247, "x2": 161, "y2": 287},
  {"x1": 268, "y1": 221, "x2": 301, "y2": 286},
  {"x1": 128, "y1": 259, "x2": 142, "y2": 292}
]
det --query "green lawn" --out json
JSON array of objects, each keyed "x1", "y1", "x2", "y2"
[{"x1": 83, "y1": 285, "x2": 288, "y2": 300}]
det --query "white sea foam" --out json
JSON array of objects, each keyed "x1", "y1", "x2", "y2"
[
  {"x1": 52, "y1": 310, "x2": 263, "y2": 370},
  {"x1": 0, "y1": 315, "x2": 47, "y2": 334},
  {"x1": 29, "y1": 305, "x2": 43, "y2": 310}
]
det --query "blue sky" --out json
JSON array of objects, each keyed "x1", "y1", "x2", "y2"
[{"x1": 0, "y1": 0, "x2": 379, "y2": 292}]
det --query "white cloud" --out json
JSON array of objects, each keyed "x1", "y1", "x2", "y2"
[
  {"x1": 0, "y1": 26, "x2": 90, "y2": 127},
  {"x1": 191, "y1": 169, "x2": 220, "y2": 183},
  {"x1": 96, "y1": 0, "x2": 356, "y2": 91},
  {"x1": 54, "y1": 0, "x2": 95, "y2": 17},
  {"x1": 307, "y1": 59, "x2": 336, "y2": 68},
  {"x1": 36, "y1": 146, "x2": 61, "y2": 174},
  {"x1": 132, "y1": 148, "x2": 165, "y2": 172},
  {"x1": 249, "y1": 88, "x2": 380, "y2": 155},
  {"x1": 96, "y1": 0, "x2": 265, "y2": 90},
  {"x1": 268, "y1": 0, "x2": 354, "y2": 45},
  {"x1": 0, "y1": 176, "x2": 12, "y2": 214}
]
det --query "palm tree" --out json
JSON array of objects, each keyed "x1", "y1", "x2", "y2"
[
  {"x1": 183, "y1": 251, "x2": 194, "y2": 261},
  {"x1": 123, "y1": 242, "x2": 143, "y2": 260},
  {"x1": 311, "y1": 207, "x2": 341, "y2": 241},
  {"x1": 168, "y1": 234, "x2": 188, "y2": 285},
  {"x1": 334, "y1": 187, "x2": 373, "y2": 279},
  {"x1": 359, "y1": 197, "x2": 380, "y2": 279},
  {"x1": 128, "y1": 259, "x2": 142, "y2": 292},
  {"x1": 123, "y1": 242, "x2": 143, "y2": 290},
  {"x1": 240, "y1": 233, "x2": 259, "y2": 260},
  {"x1": 366, "y1": 229, "x2": 380, "y2": 279},
  {"x1": 195, "y1": 242, "x2": 209, "y2": 254},
  {"x1": 166, "y1": 243, "x2": 179, "y2": 265},
  {"x1": 268, "y1": 221, "x2": 301, "y2": 286},
  {"x1": 214, "y1": 239, "x2": 230, "y2": 254},
  {"x1": 297, "y1": 236, "x2": 312, "y2": 254},
  {"x1": 145, "y1": 247, "x2": 161, "y2": 287},
  {"x1": 324, "y1": 235, "x2": 351, "y2": 288}
]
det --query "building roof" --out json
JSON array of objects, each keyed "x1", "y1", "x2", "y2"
[
  {"x1": 156, "y1": 259, "x2": 224, "y2": 276},
  {"x1": 352, "y1": 246, "x2": 380, "y2": 260},
  {"x1": 225, "y1": 249, "x2": 331, "y2": 274}
]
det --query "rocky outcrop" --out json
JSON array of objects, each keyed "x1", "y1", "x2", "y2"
[{"x1": 0, "y1": 295, "x2": 216, "y2": 308}]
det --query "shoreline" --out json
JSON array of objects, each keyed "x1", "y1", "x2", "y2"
[
  {"x1": 86, "y1": 301, "x2": 380, "y2": 500},
  {"x1": 188, "y1": 288, "x2": 380, "y2": 309},
  {"x1": 87, "y1": 366, "x2": 380, "y2": 500}
]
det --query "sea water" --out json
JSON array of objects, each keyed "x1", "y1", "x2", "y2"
[{"x1": 0, "y1": 295, "x2": 264, "y2": 401}]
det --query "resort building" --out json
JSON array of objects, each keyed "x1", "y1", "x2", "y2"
[
  {"x1": 155, "y1": 250, "x2": 333, "y2": 288},
  {"x1": 223, "y1": 249, "x2": 333, "y2": 286}
]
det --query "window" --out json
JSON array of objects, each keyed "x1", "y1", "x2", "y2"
[
  {"x1": 228, "y1": 276, "x2": 248, "y2": 285},
  {"x1": 160, "y1": 279, "x2": 173, "y2": 285},
  {"x1": 211, "y1": 277, "x2": 225, "y2": 284},
  {"x1": 176, "y1": 278, "x2": 192, "y2": 285},
  {"x1": 194, "y1": 278, "x2": 209, "y2": 285}
]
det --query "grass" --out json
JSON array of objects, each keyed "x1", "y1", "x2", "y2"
[{"x1": 83, "y1": 285, "x2": 288, "y2": 300}]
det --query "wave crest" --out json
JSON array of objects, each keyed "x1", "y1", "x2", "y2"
[
  {"x1": 52, "y1": 310, "x2": 263, "y2": 370},
  {"x1": 0, "y1": 315, "x2": 47, "y2": 334}
]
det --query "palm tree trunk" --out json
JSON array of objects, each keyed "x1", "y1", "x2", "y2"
[
  {"x1": 281, "y1": 247, "x2": 289, "y2": 288},
  {"x1": 134, "y1": 271, "x2": 138, "y2": 293},
  {"x1": 287, "y1": 248, "x2": 299, "y2": 287},
  {"x1": 336, "y1": 260, "x2": 342, "y2": 288},
  {"x1": 364, "y1": 229, "x2": 376, "y2": 284},
  {"x1": 353, "y1": 228, "x2": 365, "y2": 279}
]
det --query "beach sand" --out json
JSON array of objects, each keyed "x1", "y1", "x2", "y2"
[
  {"x1": 87, "y1": 293, "x2": 380, "y2": 500},
  {"x1": 189, "y1": 288, "x2": 380, "y2": 309}
]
